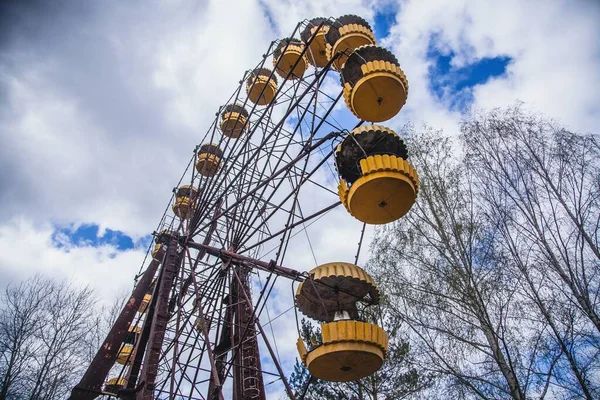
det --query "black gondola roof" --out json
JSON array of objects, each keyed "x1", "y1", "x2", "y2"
[
  {"x1": 273, "y1": 38, "x2": 303, "y2": 60},
  {"x1": 155, "y1": 230, "x2": 173, "y2": 244},
  {"x1": 176, "y1": 185, "x2": 199, "y2": 198},
  {"x1": 221, "y1": 103, "x2": 249, "y2": 119},
  {"x1": 199, "y1": 143, "x2": 224, "y2": 158},
  {"x1": 325, "y1": 15, "x2": 372, "y2": 46},
  {"x1": 300, "y1": 17, "x2": 331, "y2": 43},
  {"x1": 246, "y1": 67, "x2": 278, "y2": 86},
  {"x1": 335, "y1": 126, "x2": 408, "y2": 184},
  {"x1": 340, "y1": 45, "x2": 399, "y2": 86}
]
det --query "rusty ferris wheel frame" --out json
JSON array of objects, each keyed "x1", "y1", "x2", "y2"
[{"x1": 69, "y1": 18, "x2": 373, "y2": 400}]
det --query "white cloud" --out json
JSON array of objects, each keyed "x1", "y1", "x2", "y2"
[
  {"x1": 259, "y1": 0, "x2": 376, "y2": 36},
  {"x1": 0, "y1": 218, "x2": 145, "y2": 303},
  {"x1": 385, "y1": 0, "x2": 600, "y2": 134},
  {"x1": 0, "y1": 0, "x2": 598, "y2": 397}
]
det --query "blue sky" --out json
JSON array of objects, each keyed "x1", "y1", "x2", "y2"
[
  {"x1": 426, "y1": 39, "x2": 512, "y2": 111},
  {"x1": 1, "y1": 0, "x2": 598, "y2": 397},
  {"x1": 373, "y1": 3, "x2": 397, "y2": 38},
  {"x1": 52, "y1": 224, "x2": 151, "y2": 251},
  {"x1": 375, "y1": 7, "x2": 512, "y2": 112}
]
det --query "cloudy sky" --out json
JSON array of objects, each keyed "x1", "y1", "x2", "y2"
[{"x1": 0, "y1": 0, "x2": 599, "y2": 396}]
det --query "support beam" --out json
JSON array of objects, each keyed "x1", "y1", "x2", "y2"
[
  {"x1": 137, "y1": 235, "x2": 182, "y2": 400},
  {"x1": 232, "y1": 267, "x2": 296, "y2": 400},
  {"x1": 69, "y1": 249, "x2": 165, "y2": 400},
  {"x1": 186, "y1": 242, "x2": 305, "y2": 282}
]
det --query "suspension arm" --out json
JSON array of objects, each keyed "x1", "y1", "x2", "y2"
[{"x1": 186, "y1": 242, "x2": 305, "y2": 282}]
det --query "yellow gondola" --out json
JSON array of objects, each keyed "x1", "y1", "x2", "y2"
[
  {"x1": 104, "y1": 377, "x2": 127, "y2": 394},
  {"x1": 301, "y1": 17, "x2": 331, "y2": 68},
  {"x1": 196, "y1": 143, "x2": 223, "y2": 177},
  {"x1": 124, "y1": 325, "x2": 141, "y2": 345},
  {"x1": 138, "y1": 274, "x2": 157, "y2": 314},
  {"x1": 273, "y1": 38, "x2": 308, "y2": 79},
  {"x1": 220, "y1": 103, "x2": 249, "y2": 138},
  {"x1": 151, "y1": 243, "x2": 163, "y2": 260},
  {"x1": 335, "y1": 125, "x2": 418, "y2": 224},
  {"x1": 295, "y1": 262, "x2": 388, "y2": 382},
  {"x1": 172, "y1": 185, "x2": 199, "y2": 218},
  {"x1": 139, "y1": 293, "x2": 152, "y2": 313},
  {"x1": 297, "y1": 320, "x2": 388, "y2": 382},
  {"x1": 116, "y1": 344, "x2": 133, "y2": 365},
  {"x1": 341, "y1": 45, "x2": 408, "y2": 122},
  {"x1": 246, "y1": 68, "x2": 278, "y2": 105},
  {"x1": 325, "y1": 15, "x2": 376, "y2": 70},
  {"x1": 151, "y1": 230, "x2": 171, "y2": 259}
]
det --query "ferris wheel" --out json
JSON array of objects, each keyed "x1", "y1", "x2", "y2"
[{"x1": 69, "y1": 14, "x2": 417, "y2": 400}]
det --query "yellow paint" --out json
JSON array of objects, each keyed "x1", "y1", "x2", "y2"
[
  {"x1": 246, "y1": 75, "x2": 277, "y2": 105},
  {"x1": 296, "y1": 337, "x2": 308, "y2": 363},
  {"x1": 128, "y1": 325, "x2": 141, "y2": 335},
  {"x1": 348, "y1": 170, "x2": 416, "y2": 224},
  {"x1": 342, "y1": 60, "x2": 408, "y2": 122},
  {"x1": 273, "y1": 44, "x2": 308, "y2": 79},
  {"x1": 348, "y1": 124, "x2": 400, "y2": 137},
  {"x1": 306, "y1": 26, "x2": 330, "y2": 67},
  {"x1": 338, "y1": 154, "x2": 419, "y2": 225},
  {"x1": 139, "y1": 294, "x2": 152, "y2": 313},
  {"x1": 351, "y1": 72, "x2": 407, "y2": 122},
  {"x1": 302, "y1": 320, "x2": 388, "y2": 382},
  {"x1": 116, "y1": 344, "x2": 133, "y2": 365},
  {"x1": 172, "y1": 196, "x2": 193, "y2": 218},
  {"x1": 337, "y1": 179, "x2": 350, "y2": 212},
  {"x1": 104, "y1": 377, "x2": 127, "y2": 394},
  {"x1": 151, "y1": 243, "x2": 163, "y2": 259},
  {"x1": 195, "y1": 153, "x2": 221, "y2": 177},
  {"x1": 220, "y1": 112, "x2": 247, "y2": 138},
  {"x1": 295, "y1": 262, "x2": 380, "y2": 321},
  {"x1": 296, "y1": 262, "x2": 376, "y2": 298},
  {"x1": 326, "y1": 24, "x2": 376, "y2": 70}
]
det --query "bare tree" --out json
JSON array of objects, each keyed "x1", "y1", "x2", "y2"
[
  {"x1": 0, "y1": 276, "x2": 49, "y2": 400},
  {"x1": 369, "y1": 125, "x2": 554, "y2": 399},
  {"x1": 0, "y1": 275, "x2": 98, "y2": 400},
  {"x1": 369, "y1": 107, "x2": 600, "y2": 399},
  {"x1": 462, "y1": 105, "x2": 600, "y2": 398}
]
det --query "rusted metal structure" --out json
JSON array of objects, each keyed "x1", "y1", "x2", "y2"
[{"x1": 70, "y1": 15, "x2": 414, "y2": 400}]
